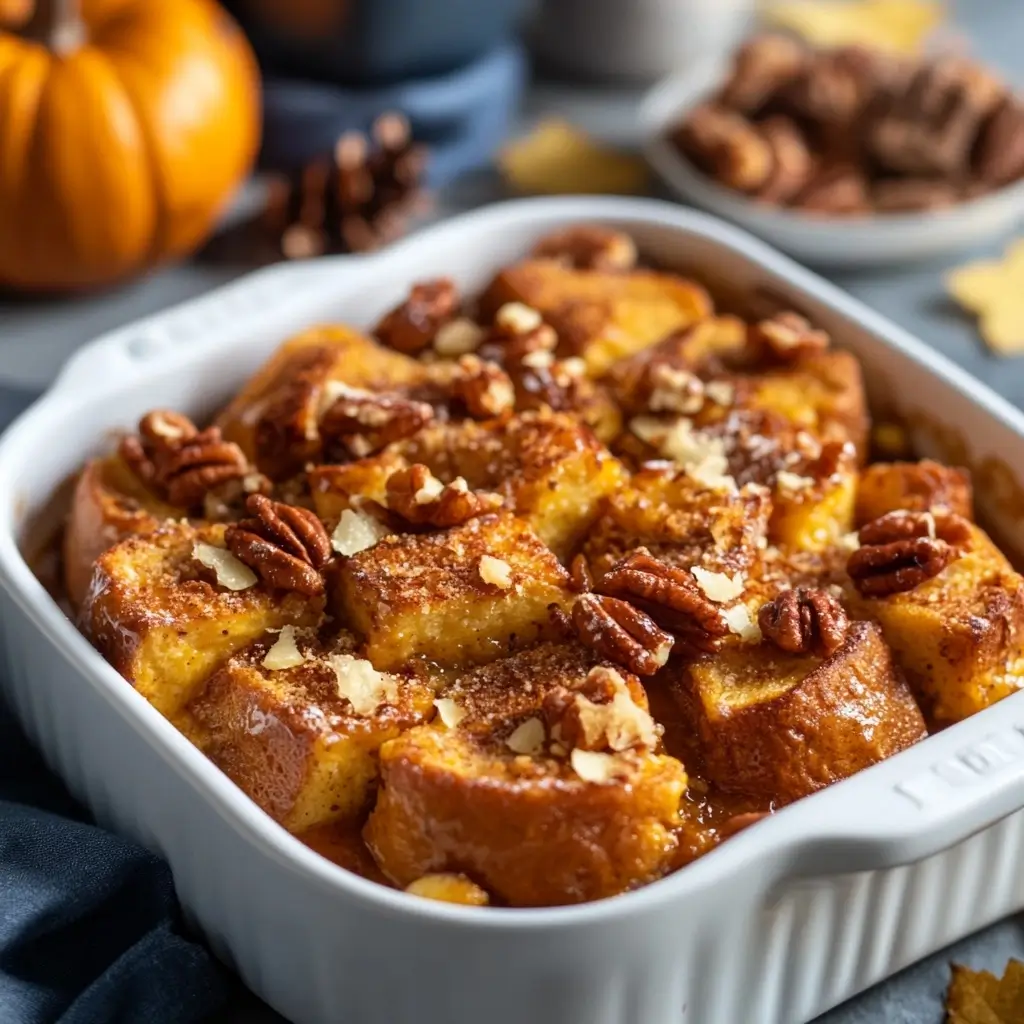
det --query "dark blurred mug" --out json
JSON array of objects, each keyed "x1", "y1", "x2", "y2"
[{"x1": 224, "y1": 0, "x2": 532, "y2": 86}]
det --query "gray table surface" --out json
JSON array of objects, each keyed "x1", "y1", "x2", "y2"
[{"x1": 3, "y1": 2, "x2": 1024, "y2": 1021}]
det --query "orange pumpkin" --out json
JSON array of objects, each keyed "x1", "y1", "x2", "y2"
[{"x1": 0, "y1": 0, "x2": 261, "y2": 291}]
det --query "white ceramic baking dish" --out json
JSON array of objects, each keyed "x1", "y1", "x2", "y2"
[
  {"x1": 639, "y1": 59, "x2": 1024, "y2": 268},
  {"x1": 4, "y1": 196, "x2": 1024, "y2": 1024}
]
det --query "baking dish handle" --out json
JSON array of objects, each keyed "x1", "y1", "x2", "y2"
[
  {"x1": 764, "y1": 707, "x2": 1024, "y2": 881},
  {"x1": 49, "y1": 256, "x2": 364, "y2": 397}
]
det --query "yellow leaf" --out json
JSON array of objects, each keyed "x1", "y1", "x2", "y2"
[
  {"x1": 945, "y1": 960, "x2": 1024, "y2": 1023},
  {"x1": 764, "y1": 0, "x2": 944, "y2": 54},
  {"x1": 947, "y1": 240, "x2": 1024, "y2": 355},
  {"x1": 499, "y1": 120, "x2": 649, "y2": 197}
]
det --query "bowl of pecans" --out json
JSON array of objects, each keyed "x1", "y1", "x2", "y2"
[{"x1": 640, "y1": 34, "x2": 1024, "y2": 268}]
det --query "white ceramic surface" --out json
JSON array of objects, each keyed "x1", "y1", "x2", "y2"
[
  {"x1": 640, "y1": 61, "x2": 1024, "y2": 268},
  {"x1": 4, "y1": 197, "x2": 1024, "y2": 1024},
  {"x1": 531, "y1": 0, "x2": 754, "y2": 82}
]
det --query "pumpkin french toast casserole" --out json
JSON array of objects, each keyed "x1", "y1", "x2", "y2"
[{"x1": 64, "y1": 225, "x2": 1024, "y2": 908}]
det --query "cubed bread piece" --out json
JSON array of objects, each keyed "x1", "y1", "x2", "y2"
[
  {"x1": 64, "y1": 454, "x2": 182, "y2": 609},
  {"x1": 607, "y1": 317, "x2": 749, "y2": 411},
  {"x1": 191, "y1": 629, "x2": 434, "y2": 831},
  {"x1": 770, "y1": 440, "x2": 857, "y2": 552},
  {"x1": 581, "y1": 465, "x2": 772, "y2": 579},
  {"x1": 751, "y1": 351, "x2": 869, "y2": 458},
  {"x1": 392, "y1": 411, "x2": 626, "y2": 557},
  {"x1": 847, "y1": 524, "x2": 1024, "y2": 725},
  {"x1": 215, "y1": 326, "x2": 427, "y2": 478},
  {"x1": 81, "y1": 522, "x2": 323, "y2": 721},
  {"x1": 335, "y1": 513, "x2": 574, "y2": 670},
  {"x1": 365, "y1": 644, "x2": 686, "y2": 906},
  {"x1": 855, "y1": 460, "x2": 974, "y2": 525},
  {"x1": 308, "y1": 450, "x2": 408, "y2": 524},
  {"x1": 481, "y1": 260, "x2": 713, "y2": 376},
  {"x1": 623, "y1": 409, "x2": 856, "y2": 552},
  {"x1": 676, "y1": 621, "x2": 926, "y2": 804}
]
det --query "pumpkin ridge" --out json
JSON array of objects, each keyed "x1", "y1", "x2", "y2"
[{"x1": 90, "y1": 46, "x2": 165, "y2": 266}]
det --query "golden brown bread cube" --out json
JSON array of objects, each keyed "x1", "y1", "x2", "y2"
[
  {"x1": 769, "y1": 440, "x2": 858, "y2": 552},
  {"x1": 308, "y1": 450, "x2": 408, "y2": 524},
  {"x1": 676, "y1": 621, "x2": 927, "y2": 804},
  {"x1": 365, "y1": 644, "x2": 688, "y2": 906},
  {"x1": 481, "y1": 260, "x2": 714, "y2": 376},
  {"x1": 581, "y1": 465, "x2": 772, "y2": 579},
  {"x1": 855, "y1": 460, "x2": 974, "y2": 526},
  {"x1": 607, "y1": 316, "x2": 750, "y2": 411},
  {"x1": 191, "y1": 629, "x2": 434, "y2": 831},
  {"x1": 215, "y1": 326, "x2": 427, "y2": 478},
  {"x1": 335, "y1": 513, "x2": 574, "y2": 671},
  {"x1": 81, "y1": 521, "x2": 323, "y2": 722},
  {"x1": 847, "y1": 524, "x2": 1024, "y2": 725},
  {"x1": 751, "y1": 350, "x2": 869, "y2": 458},
  {"x1": 63, "y1": 454, "x2": 182, "y2": 609},
  {"x1": 315, "y1": 411, "x2": 623, "y2": 558}
]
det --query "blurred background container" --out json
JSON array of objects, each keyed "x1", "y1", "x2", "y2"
[{"x1": 530, "y1": 0, "x2": 755, "y2": 82}]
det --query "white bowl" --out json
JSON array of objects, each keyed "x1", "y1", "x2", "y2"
[{"x1": 640, "y1": 59, "x2": 1024, "y2": 269}]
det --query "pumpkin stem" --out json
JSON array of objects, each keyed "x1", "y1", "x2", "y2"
[{"x1": 17, "y1": 0, "x2": 85, "y2": 53}]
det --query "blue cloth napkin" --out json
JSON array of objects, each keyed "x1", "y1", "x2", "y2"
[{"x1": 0, "y1": 384, "x2": 229, "y2": 1024}]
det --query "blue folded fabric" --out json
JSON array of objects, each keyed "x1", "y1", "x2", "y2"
[
  {"x1": 260, "y1": 42, "x2": 527, "y2": 186},
  {"x1": 0, "y1": 384, "x2": 229, "y2": 1024}
]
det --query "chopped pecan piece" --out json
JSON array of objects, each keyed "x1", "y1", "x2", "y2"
[
  {"x1": 120, "y1": 410, "x2": 250, "y2": 511},
  {"x1": 225, "y1": 494, "x2": 333, "y2": 595},
  {"x1": 449, "y1": 355, "x2": 516, "y2": 419},
  {"x1": 530, "y1": 226, "x2": 638, "y2": 272},
  {"x1": 758, "y1": 587, "x2": 849, "y2": 657},
  {"x1": 319, "y1": 386, "x2": 434, "y2": 460},
  {"x1": 373, "y1": 278, "x2": 460, "y2": 354},
  {"x1": 848, "y1": 509, "x2": 971, "y2": 597},
  {"x1": 571, "y1": 594, "x2": 675, "y2": 677},
  {"x1": 750, "y1": 311, "x2": 830, "y2": 362},
  {"x1": 597, "y1": 550, "x2": 728, "y2": 654},
  {"x1": 542, "y1": 666, "x2": 658, "y2": 753},
  {"x1": 384, "y1": 464, "x2": 503, "y2": 528},
  {"x1": 673, "y1": 104, "x2": 774, "y2": 193}
]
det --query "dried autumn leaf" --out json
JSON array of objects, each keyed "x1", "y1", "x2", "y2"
[
  {"x1": 947, "y1": 239, "x2": 1024, "y2": 355},
  {"x1": 945, "y1": 959, "x2": 1024, "y2": 1024},
  {"x1": 499, "y1": 120, "x2": 649, "y2": 196},
  {"x1": 764, "y1": 0, "x2": 944, "y2": 55}
]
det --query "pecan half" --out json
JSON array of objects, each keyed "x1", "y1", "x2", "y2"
[
  {"x1": 720, "y1": 34, "x2": 806, "y2": 115},
  {"x1": 530, "y1": 226, "x2": 638, "y2": 272},
  {"x1": 758, "y1": 587, "x2": 849, "y2": 657},
  {"x1": 974, "y1": 97, "x2": 1024, "y2": 187},
  {"x1": 449, "y1": 355, "x2": 516, "y2": 419},
  {"x1": 319, "y1": 386, "x2": 433, "y2": 460},
  {"x1": 373, "y1": 278, "x2": 460, "y2": 354},
  {"x1": 542, "y1": 668, "x2": 620, "y2": 751},
  {"x1": 385, "y1": 464, "x2": 503, "y2": 527},
  {"x1": 571, "y1": 594, "x2": 674, "y2": 677},
  {"x1": 674, "y1": 103, "x2": 773, "y2": 193},
  {"x1": 225, "y1": 494, "x2": 333, "y2": 595},
  {"x1": 120, "y1": 410, "x2": 250, "y2": 511},
  {"x1": 597, "y1": 550, "x2": 728, "y2": 654},
  {"x1": 793, "y1": 163, "x2": 871, "y2": 216},
  {"x1": 750, "y1": 312, "x2": 830, "y2": 362},
  {"x1": 848, "y1": 510, "x2": 971, "y2": 597},
  {"x1": 756, "y1": 116, "x2": 814, "y2": 205}
]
